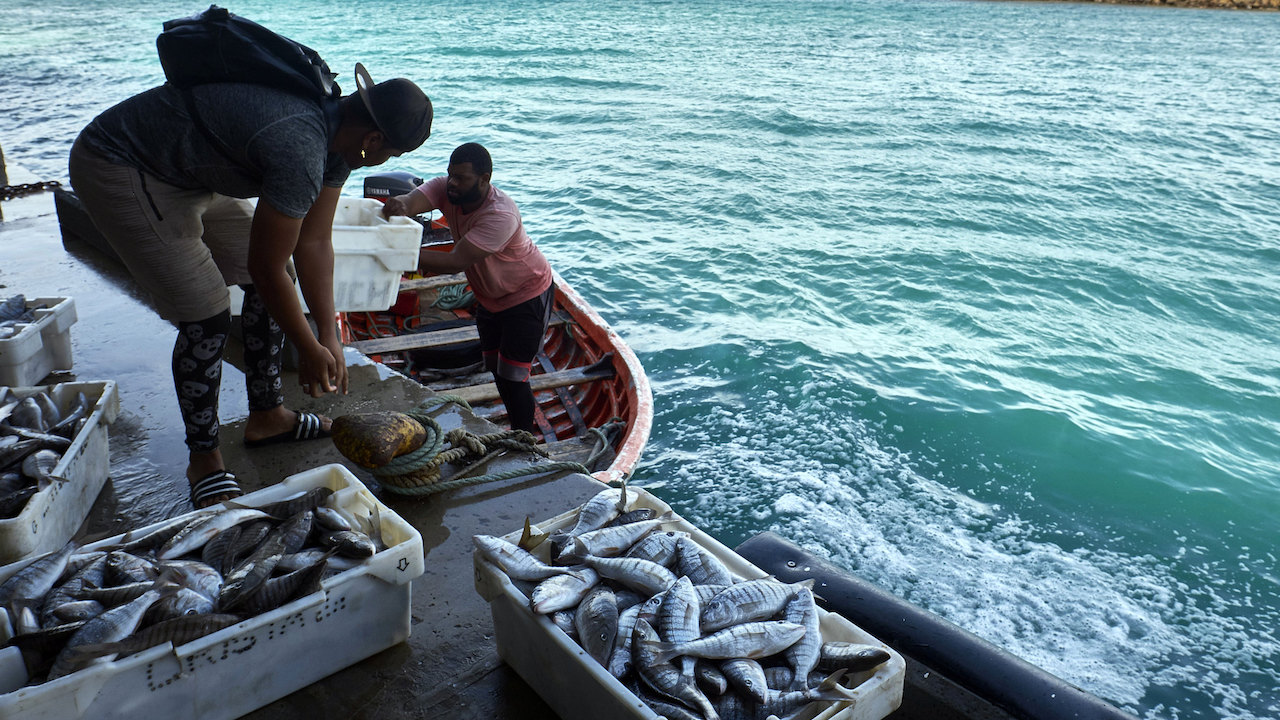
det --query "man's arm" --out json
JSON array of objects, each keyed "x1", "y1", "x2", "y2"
[
  {"x1": 248, "y1": 192, "x2": 346, "y2": 397},
  {"x1": 293, "y1": 185, "x2": 348, "y2": 394},
  {"x1": 418, "y1": 237, "x2": 491, "y2": 276},
  {"x1": 382, "y1": 189, "x2": 433, "y2": 218}
]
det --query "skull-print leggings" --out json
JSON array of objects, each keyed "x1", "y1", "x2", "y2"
[{"x1": 174, "y1": 284, "x2": 285, "y2": 452}]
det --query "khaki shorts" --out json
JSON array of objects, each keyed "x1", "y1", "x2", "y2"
[{"x1": 68, "y1": 135, "x2": 256, "y2": 323}]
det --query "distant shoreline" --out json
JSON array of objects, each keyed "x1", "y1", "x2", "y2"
[{"x1": 998, "y1": 0, "x2": 1278, "y2": 9}]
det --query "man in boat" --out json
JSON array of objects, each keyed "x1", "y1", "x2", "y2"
[
  {"x1": 67, "y1": 64, "x2": 433, "y2": 508},
  {"x1": 381, "y1": 143, "x2": 554, "y2": 436}
]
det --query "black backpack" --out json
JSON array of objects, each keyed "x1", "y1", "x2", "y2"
[
  {"x1": 155, "y1": 5, "x2": 341, "y2": 156},
  {"x1": 157, "y1": 5, "x2": 340, "y2": 102}
]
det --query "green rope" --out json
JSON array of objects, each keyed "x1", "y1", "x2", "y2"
[
  {"x1": 431, "y1": 283, "x2": 474, "y2": 310},
  {"x1": 584, "y1": 417, "x2": 627, "y2": 470},
  {"x1": 369, "y1": 397, "x2": 589, "y2": 496}
]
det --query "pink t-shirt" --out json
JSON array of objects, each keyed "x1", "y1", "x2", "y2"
[{"x1": 416, "y1": 176, "x2": 553, "y2": 312}]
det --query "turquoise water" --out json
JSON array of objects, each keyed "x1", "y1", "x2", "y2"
[{"x1": 3, "y1": 0, "x2": 1279, "y2": 716}]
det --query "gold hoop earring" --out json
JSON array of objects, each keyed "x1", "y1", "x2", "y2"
[{"x1": 360, "y1": 148, "x2": 367, "y2": 160}]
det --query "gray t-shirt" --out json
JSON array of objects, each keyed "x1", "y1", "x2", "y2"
[{"x1": 80, "y1": 83, "x2": 350, "y2": 218}]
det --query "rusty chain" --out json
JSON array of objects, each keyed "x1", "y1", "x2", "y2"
[{"x1": 1, "y1": 181, "x2": 62, "y2": 201}]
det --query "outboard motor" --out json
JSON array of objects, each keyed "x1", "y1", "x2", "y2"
[{"x1": 363, "y1": 170, "x2": 423, "y2": 201}]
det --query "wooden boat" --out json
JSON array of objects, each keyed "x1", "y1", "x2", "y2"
[{"x1": 338, "y1": 221, "x2": 652, "y2": 486}]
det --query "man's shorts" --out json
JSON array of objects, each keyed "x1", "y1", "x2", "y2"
[
  {"x1": 474, "y1": 284, "x2": 555, "y2": 382},
  {"x1": 69, "y1": 135, "x2": 255, "y2": 322}
]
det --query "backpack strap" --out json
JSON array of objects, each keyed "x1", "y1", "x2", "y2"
[{"x1": 178, "y1": 86, "x2": 342, "y2": 165}]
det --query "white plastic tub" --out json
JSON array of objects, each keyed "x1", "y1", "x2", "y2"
[
  {"x1": 0, "y1": 297, "x2": 77, "y2": 387},
  {"x1": 0, "y1": 380, "x2": 119, "y2": 564},
  {"x1": 229, "y1": 197, "x2": 423, "y2": 315},
  {"x1": 473, "y1": 487, "x2": 906, "y2": 720},
  {"x1": 0, "y1": 463, "x2": 425, "y2": 720},
  {"x1": 330, "y1": 197, "x2": 423, "y2": 312}
]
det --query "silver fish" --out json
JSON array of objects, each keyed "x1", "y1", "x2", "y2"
[
  {"x1": 559, "y1": 511, "x2": 674, "y2": 561},
  {"x1": 82, "y1": 581, "x2": 155, "y2": 606},
  {"x1": 145, "y1": 587, "x2": 214, "y2": 623},
  {"x1": 224, "y1": 519, "x2": 274, "y2": 573},
  {"x1": 237, "y1": 549, "x2": 332, "y2": 615},
  {"x1": 752, "y1": 670, "x2": 854, "y2": 719},
  {"x1": 654, "y1": 621, "x2": 807, "y2": 662},
  {"x1": 656, "y1": 576, "x2": 701, "y2": 682},
  {"x1": 700, "y1": 578, "x2": 814, "y2": 633},
  {"x1": 0, "y1": 438, "x2": 39, "y2": 469},
  {"x1": 40, "y1": 554, "x2": 108, "y2": 626},
  {"x1": 319, "y1": 529, "x2": 376, "y2": 558},
  {"x1": 313, "y1": 505, "x2": 354, "y2": 532},
  {"x1": 818, "y1": 641, "x2": 892, "y2": 673},
  {"x1": 110, "y1": 513, "x2": 215, "y2": 554},
  {"x1": 604, "y1": 508, "x2": 657, "y2": 527},
  {"x1": 607, "y1": 603, "x2": 643, "y2": 679},
  {"x1": 48, "y1": 392, "x2": 89, "y2": 438},
  {"x1": 50, "y1": 597, "x2": 105, "y2": 625},
  {"x1": 695, "y1": 660, "x2": 729, "y2": 696},
  {"x1": 9, "y1": 398, "x2": 46, "y2": 432},
  {"x1": 248, "y1": 487, "x2": 333, "y2": 520},
  {"x1": 47, "y1": 587, "x2": 165, "y2": 679},
  {"x1": 105, "y1": 551, "x2": 159, "y2": 585},
  {"x1": 219, "y1": 510, "x2": 313, "y2": 610},
  {"x1": 158, "y1": 508, "x2": 273, "y2": 560},
  {"x1": 782, "y1": 587, "x2": 822, "y2": 690},
  {"x1": 549, "y1": 484, "x2": 630, "y2": 560},
  {"x1": 32, "y1": 392, "x2": 61, "y2": 428},
  {"x1": 566, "y1": 483, "x2": 629, "y2": 537},
  {"x1": 579, "y1": 552, "x2": 677, "y2": 598},
  {"x1": 720, "y1": 658, "x2": 768, "y2": 704},
  {"x1": 67, "y1": 613, "x2": 241, "y2": 660},
  {"x1": 694, "y1": 584, "x2": 730, "y2": 604},
  {"x1": 625, "y1": 529, "x2": 689, "y2": 567},
  {"x1": 0, "y1": 541, "x2": 76, "y2": 606},
  {"x1": 200, "y1": 524, "x2": 242, "y2": 574},
  {"x1": 634, "y1": 686, "x2": 704, "y2": 720},
  {"x1": 633, "y1": 618, "x2": 720, "y2": 720},
  {"x1": 21, "y1": 449, "x2": 62, "y2": 488},
  {"x1": 275, "y1": 549, "x2": 361, "y2": 574},
  {"x1": 550, "y1": 609, "x2": 578, "y2": 640},
  {"x1": 675, "y1": 536, "x2": 737, "y2": 587},
  {"x1": 574, "y1": 584, "x2": 618, "y2": 666},
  {"x1": 473, "y1": 534, "x2": 574, "y2": 582},
  {"x1": 158, "y1": 559, "x2": 222, "y2": 600},
  {"x1": 530, "y1": 568, "x2": 599, "y2": 614},
  {"x1": 0, "y1": 425, "x2": 72, "y2": 452}
]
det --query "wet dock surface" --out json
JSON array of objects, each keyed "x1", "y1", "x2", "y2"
[{"x1": 1, "y1": 185, "x2": 585, "y2": 719}]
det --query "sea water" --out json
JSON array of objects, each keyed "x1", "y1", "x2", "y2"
[{"x1": 2, "y1": 0, "x2": 1277, "y2": 717}]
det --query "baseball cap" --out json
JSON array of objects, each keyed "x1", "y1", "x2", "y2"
[{"x1": 354, "y1": 63, "x2": 433, "y2": 152}]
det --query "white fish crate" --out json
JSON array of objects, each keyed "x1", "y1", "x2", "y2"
[
  {"x1": 0, "y1": 297, "x2": 77, "y2": 387},
  {"x1": 227, "y1": 197, "x2": 423, "y2": 315},
  {"x1": 0, "y1": 463, "x2": 425, "y2": 720},
  {"x1": 473, "y1": 487, "x2": 906, "y2": 720},
  {"x1": 329, "y1": 197, "x2": 423, "y2": 312},
  {"x1": 0, "y1": 380, "x2": 119, "y2": 564}
]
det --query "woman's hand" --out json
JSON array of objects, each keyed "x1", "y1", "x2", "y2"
[{"x1": 297, "y1": 340, "x2": 343, "y2": 398}]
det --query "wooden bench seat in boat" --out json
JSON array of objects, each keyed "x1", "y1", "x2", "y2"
[
  {"x1": 348, "y1": 309, "x2": 573, "y2": 355},
  {"x1": 446, "y1": 355, "x2": 616, "y2": 405}
]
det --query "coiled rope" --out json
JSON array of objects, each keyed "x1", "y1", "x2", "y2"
[
  {"x1": 369, "y1": 395, "x2": 590, "y2": 496},
  {"x1": 431, "y1": 283, "x2": 474, "y2": 310}
]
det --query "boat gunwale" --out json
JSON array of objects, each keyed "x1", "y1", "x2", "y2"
[{"x1": 547, "y1": 269, "x2": 652, "y2": 485}]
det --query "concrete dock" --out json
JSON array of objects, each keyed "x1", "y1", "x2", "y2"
[{"x1": 1, "y1": 178, "x2": 586, "y2": 719}]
